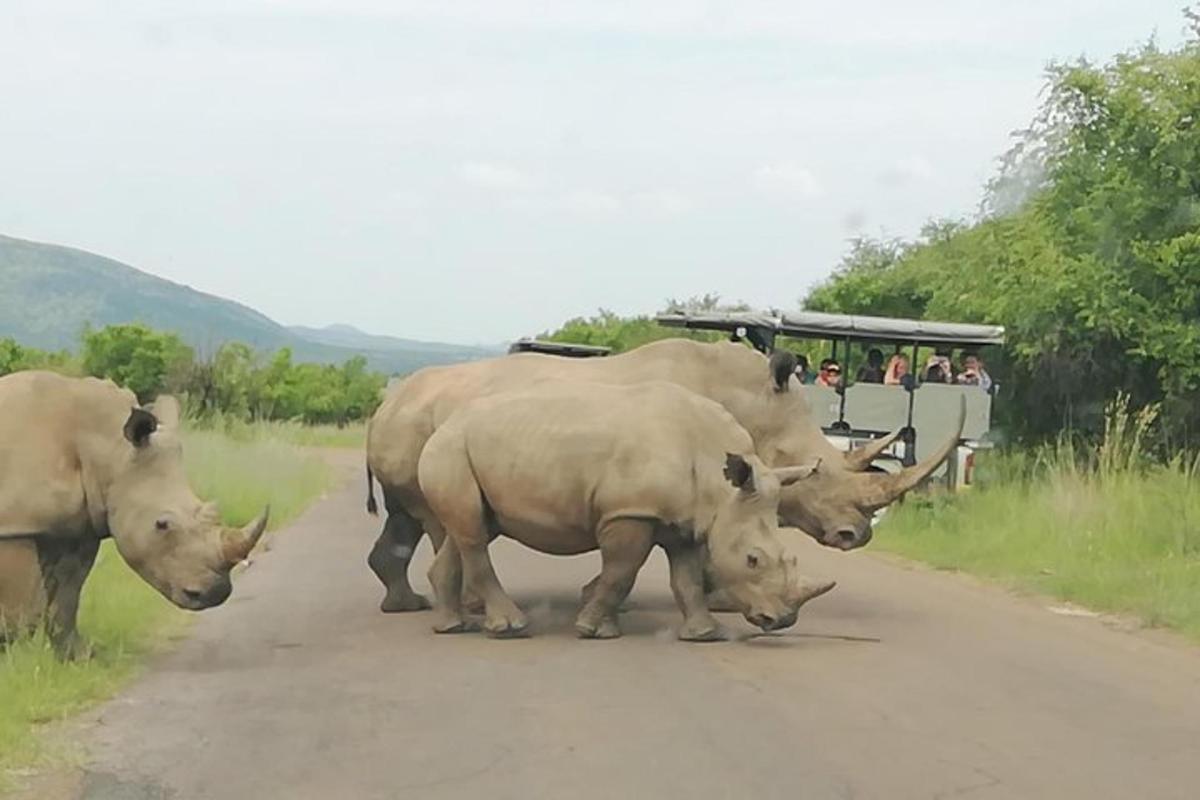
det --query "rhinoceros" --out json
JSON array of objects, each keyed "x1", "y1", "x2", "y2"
[
  {"x1": 0, "y1": 371, "x2": 269, "y2": 658},
  {"x1": 365, "y1": 338, "x2": 962, "y2": 613},
  {"x1": 417, "y1": 380, "x2": 835, "y2": 639}
]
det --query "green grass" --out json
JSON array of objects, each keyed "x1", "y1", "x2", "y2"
[
  {"x1": 1, "y1": 431, "x2": 334, "y2": 789},
  {"x1": 186, "y1": 413, "x2": 365, "y2": 449},
  {"x1": 878, "y1": 446, "x2": 1200, "y2": 640},
  {"x1": 181, "y1": 429, "x2": 334, "y2": 529}
]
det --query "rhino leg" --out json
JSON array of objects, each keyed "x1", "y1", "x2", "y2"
[
  {"x1": 0, "y1": 539, "x2": 48, "y2": 646},
  {"x1": 36, "y1": 535, "x2": 100, "y2": 660},
  {"x1": 664, "y1": 542, "x2": 724, "y2": 642},
  {"x1": 576, "y1": 520, "x2": 654, "y2": 640},
  {"x1": 702, "y1": 569, "x2": 743, "y2": 614},
  {"x1": 368, "y1": 509, "x2": 432, "y2": 613},
  {"x1": 456, "y1": 540, "x2": 527, "y2": 637},
  {"x1": 427, "y1": 536, "x2": 477, "y2": 634}
]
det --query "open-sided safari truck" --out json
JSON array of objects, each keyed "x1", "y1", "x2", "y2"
[{"x1": 656, "y1": 310, "x2": 1005, "y2": 491}]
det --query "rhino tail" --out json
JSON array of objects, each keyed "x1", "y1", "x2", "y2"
[{"x1": 366, "y1": 464, "x2": 379, "y2": 516}]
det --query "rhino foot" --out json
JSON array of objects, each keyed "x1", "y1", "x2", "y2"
[
  {"x1": 484, "y1": 611, "x2": 529, "y2": 639},
  {"x1": 432, "y1": 615, "x2": 478, "y2": 634},
  {"x1": 380, "y1": 591, "x2": 432, "y2": 613},
  {"x1": 576, "y1": 615, "x2": 621, "y2": 640},
  {"x1": 52, "y1": 631, "x2": 94, "y2": 661},
  {"x1": 463, "y1": 597, "x2": 486, "y2": 616},
  {"x1": 678, "y1": 618, "x2": 725, "y2": 643}
]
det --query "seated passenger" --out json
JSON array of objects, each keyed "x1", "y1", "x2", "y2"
[
  {"x1": 957, "y1": 352, "x2": 993, "y2": 391},
  {"x1": 856, "y1": 348, "x2": 886, "y2": 384},
  {"x1": 794, "y1": 354, "x2": 814, "y2": 385},
  {"x1": 884, "y1": 354, "x2": 910, "y2": 385},
  {"x1": 816, "y1": 358, "x2": 842, "y2": 388},
  {"x1": 923, "y1": 354, "x2": 952, "y2": 384}
]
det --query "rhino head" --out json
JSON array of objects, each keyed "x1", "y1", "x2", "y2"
[
  {"x1": 752, "y1": 351, "x2": 968, "y2": 551},
  {"x1": 705, "y1": 453, "x2": 835, "y2": 632},
  {"x1": 105, "y1": 397, "x2": 269, "y2": 610}
]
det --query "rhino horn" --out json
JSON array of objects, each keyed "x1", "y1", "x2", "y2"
[
  {"x1": 221, "y1": 506, "x2": 270, "y2": 566},
  {"x1": 843, "y1": 428, "x2": 902, "y2": 471},
  {"x1": 856, "y1": 396, "x2": 966, "y2": 510},
  {"x1": 790, "y1": 576, "x2": 836, "y2": 609}
]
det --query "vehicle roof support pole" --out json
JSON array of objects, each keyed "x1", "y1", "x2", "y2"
[{"x1": 901, "y1": 342, "x2": 919, "y2": 467}]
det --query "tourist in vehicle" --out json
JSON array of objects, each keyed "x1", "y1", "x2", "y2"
[
  {"x1": 816, "y1": 358, "x2": 842, "y2": 387},
  {"x1": 856, "y1": 348, "x2": 886, "y2": 383},
  {"x1": 957, "y1": 352, "x2": 993, "y2": 391},
  {"x1": 923, "y1": 354, "x2": 952, "y2": 384},
  {"x1": 793, "y1": 354, "x2": 814, "y2": 385},
  {"x1": 883, "y1": 353, "x2": 910, "y2": 385}
]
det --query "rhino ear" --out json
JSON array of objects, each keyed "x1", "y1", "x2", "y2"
[
  {"x1": 768, "y1": 351, "x2": 797, "y2": 392},
  {"x1": 145, "y1": 395, "x2": 180, "y2": 429},
  {"x1": 723, "y1": 453, "x2": 756, "y2": 493},
  {"x1": 123, "y1": 408, "x2": 158, "y2": 448}
]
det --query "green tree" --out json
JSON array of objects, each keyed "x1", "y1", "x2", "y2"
[{"x1": 81, "y1": 324, "x2": 194, "y2": 402}]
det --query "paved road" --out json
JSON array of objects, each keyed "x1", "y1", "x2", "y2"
[{"x1": 32, "y1": 455, "x2": 1200, "y2": 799}]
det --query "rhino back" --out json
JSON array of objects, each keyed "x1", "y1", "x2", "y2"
[
  {"x1": 0, "y1": 371, "x2": 133, "y2": 539},
  {"x1": 452, "y1": 382, "x2": 751, "y2": 544}
]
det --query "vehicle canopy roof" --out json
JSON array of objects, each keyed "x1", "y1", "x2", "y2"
[
  {"x1": 508, "y1": 338, "x2": 613, "y2": 357},
  {"x1": 656, "y1": 310, "x2": 1005, "y2": 348}
]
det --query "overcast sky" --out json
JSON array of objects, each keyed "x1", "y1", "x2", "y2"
[{"x1": 1, "y1": 2, "x2": 1191, "y2": 345}]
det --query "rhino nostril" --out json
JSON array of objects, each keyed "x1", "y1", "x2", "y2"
[
  {"x1": 836, "y1": 529, "x2": 857, "y2": 546},
  {"x1": 181, "y1": 579, "x2": 232, "y2": 608}
]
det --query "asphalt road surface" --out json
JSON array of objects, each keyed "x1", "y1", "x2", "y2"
[{"x1": 26, "y1": 454, "x2": 1200, "y2": 800}]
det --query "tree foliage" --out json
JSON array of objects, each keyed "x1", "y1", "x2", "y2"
[
  {"x1": 81, "y1": 324, "x2": 194, "y2": 402},
  {"x1": 807, "y1": 27, "x2": 1200, "y2": 445},
  {"x1": 1, "y1": 324, "x2": 386, "y2": 426}
]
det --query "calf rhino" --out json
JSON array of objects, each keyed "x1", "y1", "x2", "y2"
[
  {"x1": 417, "y1": 380, "x2": 835, "y2": 639},
  {"x1": 0, "y1": 371, "x2": 268, "y2": 658},
  {"x1": 366, "y1": 338, "x2": 962, "y2": 612}
]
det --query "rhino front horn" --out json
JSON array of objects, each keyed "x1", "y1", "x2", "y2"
[
  {"x1": 222, "y1": 506, "x2": 270, "y2": 566},
  {"x1": 792, "y1": 577, "x2": 836, "y2": 609}
]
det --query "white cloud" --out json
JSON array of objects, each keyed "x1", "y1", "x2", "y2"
[
  {"x1": 564, "y1": 190, "x2": 623, "y2": 218},
  {"x1": 456, "y1": 161, "x2": 536, "y2": 192},
  {"x1": 878, "y1": 155, "x2": 935, "y2": 186},
  {"x1": 753, "y1": 162, "x2": 823, "y2": 197},
  {"x1": 629, "y1": 189, "x2": 694, "y2": 218}
]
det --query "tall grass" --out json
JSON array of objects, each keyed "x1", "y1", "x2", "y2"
[
  {"x1": 186, "y1": 410, "x2": 365, "y2": 449},
  {"x1": 1, "y1": 431, "x2": 334, "y2": 787},
  {"x1": 879, "y1": 396, "x2": 1200, "y2": 639},
  {"x1": 182, "y1": 429, "x2": 334, "y2": 529}
]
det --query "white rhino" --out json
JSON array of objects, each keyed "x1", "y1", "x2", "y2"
[
  {"x1": 0, "y1": 371, "x2": 268, "y2": 658},
  {"x1": 417, "y1": 380, "x2": 835, "y2": 639},
  {"x1": 365, "y1": 338, "x2": 962, "y2": 612}
]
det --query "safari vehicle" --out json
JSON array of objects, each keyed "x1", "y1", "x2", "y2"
[
  {"x1": 507, "y1": 338, "x2": 613, "y2": 358},
  {"x1": 656, "y1": 310, "x2": 1005, "y2": 491}
]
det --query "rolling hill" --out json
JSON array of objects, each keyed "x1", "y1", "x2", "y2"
[{"x1": 0, "y1": 233, "x2": 500, "y2": 374}]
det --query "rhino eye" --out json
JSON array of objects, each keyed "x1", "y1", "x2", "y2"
[
  {"x1": 155, "y1": 518, "x2": 170, "y2": 532},
  {"x1": 746, "y1": 553, "x2": 759, "y2": 569}
]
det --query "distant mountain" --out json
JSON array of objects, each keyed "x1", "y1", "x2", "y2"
[{"x1": 0, "y1": 234, "x2": 500, "y2": 374}]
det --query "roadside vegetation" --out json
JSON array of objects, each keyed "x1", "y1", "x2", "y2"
[
  {"x1": 1, "y1": 322, "x2": 388, "y2": 427},
  {"x1": 0, "y1": 429, "x2": 336, "y2": 787},
  {"x1": 878, "y1": 399, "x2": 1200, "y2": 640}
]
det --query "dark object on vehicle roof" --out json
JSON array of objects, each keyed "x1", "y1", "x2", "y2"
[{"x1": 507, "y1": 338, "x2": 612, "y2": 358}]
